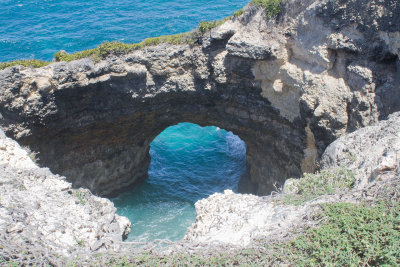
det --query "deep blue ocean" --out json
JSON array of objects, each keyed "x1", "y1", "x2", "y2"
[
  {"x1": 0, "y1": 0, "x2": 248, "y2": 62},
  {"x1": 0, "y1": 0, "x2": 249, "y2": 242}
]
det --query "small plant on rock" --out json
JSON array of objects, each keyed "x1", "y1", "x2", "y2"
[
  {"x1": 74, "y1": 190, "x2": 86, "y2": 205},
  {"x1": 251, "y1": 0, "x2": 282, "y2": 17}
]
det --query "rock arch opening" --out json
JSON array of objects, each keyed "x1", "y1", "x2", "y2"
[
  {"x1": 111, "y1": 122, "x2": 247, "y2": 241},
  {"x1": 0, "y1": 46, "x2": 309, "y2": 200}
]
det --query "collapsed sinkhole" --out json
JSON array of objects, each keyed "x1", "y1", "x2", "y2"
[{"x1": 111, "y1": 122, "x2": 248, "y2": 242}]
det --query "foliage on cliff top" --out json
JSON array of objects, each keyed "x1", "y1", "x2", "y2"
[
  {"x1": 251, "y1": 0, "x2": 282, "y2": 17},
  {"x1": 286, "y1": 200, "x2": 400, "y2": 266},
  {"x1": 53, "y1": 32, "x2": 195, "y2": 62},
  {"x1": 0, "y1": 59, "x2": 50, "y2": 70},
  {"x1": 198, "y1": 15, "x2": 233, "y2": 35},
  {"x1": 282, "y1": 166, "x2": 355, "y2": 205}
]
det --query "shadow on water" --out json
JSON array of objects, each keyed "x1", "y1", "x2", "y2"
[{"x1": 111, "y1": 122, "x2": 247, "y2": 242}]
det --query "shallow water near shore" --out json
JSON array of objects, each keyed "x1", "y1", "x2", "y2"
[{"x1": 111, "y1": 123, "x2": 246, "y2": 242}]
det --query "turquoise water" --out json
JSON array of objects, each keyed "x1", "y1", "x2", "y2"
[
  {"x1": 111, "y1": 123, "x2": 246, "y2": 242},
  {"x1": 1, "y1": 0, "x2": 249, "y2": 242},
  {"x1": 0, "y1": 0, "x2": 248, "y2": 62}
]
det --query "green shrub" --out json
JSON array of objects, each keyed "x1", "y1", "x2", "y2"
[
  {"x1": 251, "y1": 0, "x2": 282, "y2": 17},
  {"x1": 198, "y1": 15, "x2": 233, "y2": 35},
  {"x1": 53, "y1": 32, "x2": 196, "y2": 63},
  {"x1": 0, "y1": 59, "x2": 51, "y2": 70},
  {"x1": 233, "y1": 9, "x2": 244, "y2": 17},
  {"x1": 283, "y1": 167, "x2": 355, "y2": 205},
  {"x1": 287, "y1": 201, "x2": 400, "y2": 266}
]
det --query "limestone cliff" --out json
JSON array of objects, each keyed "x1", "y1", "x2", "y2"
[
  {"x1": 0, "y1": 130, "x2": 130, "y2": 257},
  {"x1": 0, "y1": 0, "x2": 398, "y2": 198}
]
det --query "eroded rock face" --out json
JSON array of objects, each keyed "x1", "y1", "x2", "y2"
[
  {"x1": 0, "y1": 130, "x2": 130, "y2": 255},
  {"x1": 0, "y1": 0, "x2": 398, "y2": 197},
  {"x1": 322, "y1": 112, "x2": 400, "y2": 188}
]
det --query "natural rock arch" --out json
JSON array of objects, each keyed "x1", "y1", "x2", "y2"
[
  {"x1": 0, "y1": 66, "x2": 305, "y2": 196},
  {"x1": 0, "y1": 0, "x2": 398, "y2": 197}
]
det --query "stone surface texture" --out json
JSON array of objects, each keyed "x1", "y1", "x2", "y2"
[
  {"x1": 322, "y1": 111, "x2": 400, "y2": 188},
  {"x1": 185, "y1": 189, "x2": 309, "y2": 246},
  {"x1": 0, "y1": 0, "x2": 399, "y2": 197},
  {"x1": 0, "y1": 130, "x2": 130, "y2": 255}
]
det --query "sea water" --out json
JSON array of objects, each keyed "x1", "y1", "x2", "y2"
[
  {"x1": 111, "y1": 123, "x2": 246, "y2": 241},
  {"x1": 0, "y1": 0, "x2": 249, "y2": 242},
  {"x1": 0, "y1": 0, "x2": 248, "y2": 62}
]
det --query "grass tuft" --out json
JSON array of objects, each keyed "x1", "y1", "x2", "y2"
[
  {"x1": 283, "y1": 167, "x2": 355, "y2": 205},
  {"x1": 198, "y1": 16, "x2": 232, "y2": 35},
  {"x1": 0, "y1": 60, "x2": 50, "y2": 71},
  {"x1": 251, "y1": 0, "x2": 282, "y2": 17},
  {"x1": 53, "y1": 32, "x2": 197, "y2": 63},
  {"x1": 233, "y1": 9, "x2": 244, "y2": 17},
  {"x1": 74, "y1": 190, "x2": 86, "y2": 205}
]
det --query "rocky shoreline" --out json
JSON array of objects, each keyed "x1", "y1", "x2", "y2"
[{"x1": 0, "y1": 0, "x2": 399, "y2": 265}]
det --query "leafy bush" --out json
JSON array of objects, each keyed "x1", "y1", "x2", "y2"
[
  {"x1": 251, "y1": 0, "x2": 282, "y2": 17},
  {"x1": 287, "y1": 201, "x2": 400, "y2": 266},
  {"x1": 0, "y1": 60, "x2": 50, "y2": 70}
]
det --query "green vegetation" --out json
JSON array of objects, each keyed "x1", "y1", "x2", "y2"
[
  {"x1": 233, "y1": 9, "x2": 244, "y2": 17},
  {"x1": 54, "y1": 32, "x2": 195, "y2": 63},
  {"x1": 283, "y1": 167, "x2": 355, "y2": 205},
  {"x1": 68, "y1": 247, "x2": 280, "y2": 266},
  {"x1": 74, "y1": 190, "x2": 86, "y2": 205},
  {"x1": 0, "y1": 59, "x2": 50, "y2": 70},
  {"x1": 251, "y1": 0, "x2": 282, "y2": 17},
  {"x1": 54, "y1": 14, "x2": 235, "y2": 63},
  {"x1": 198, "y1": 16, "x2": 232, "y2": 35},
  {"x1": 287, "y1": 201, "x2": 400, "y2": 266}
]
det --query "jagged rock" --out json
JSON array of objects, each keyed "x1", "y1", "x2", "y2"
[
  {"x1": 184, "y1": 190, "x2": 308, "y2": 246},
  {"x1": 0, "y1": 130, "x2": 130, "y2": 255},
  {"x1": 321, "y1": 112, "x2": 400, "y2": 188}
]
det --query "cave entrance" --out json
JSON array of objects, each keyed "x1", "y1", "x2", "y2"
[{"x1": 111, "y1": 122, "x2": 247, "y2": 242}]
